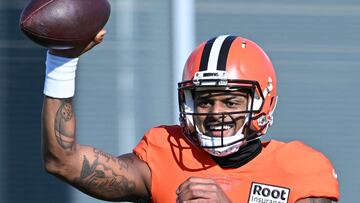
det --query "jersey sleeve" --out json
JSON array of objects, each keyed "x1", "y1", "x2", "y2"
[
  {"x1": 278, "y1": 141, "x2": 340, "y2": 201},
  {"x1": 133, "y1": 128, "x2": 151, "y2": 163},
  {"x1": 132, "y1": 125, "x2": 176, "y2": 163}
]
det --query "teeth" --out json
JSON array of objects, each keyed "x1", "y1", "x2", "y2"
[{"x1": 209, "y1": 125, "x2": 232, "y2": 130}]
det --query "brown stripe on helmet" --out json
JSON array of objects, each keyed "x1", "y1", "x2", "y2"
[
  {"x1": 199, "y1": 37, "x2": 216, "y2": 71},
  {"x1": 217, "y1": 35, "x2": 237, "y2": 71}
]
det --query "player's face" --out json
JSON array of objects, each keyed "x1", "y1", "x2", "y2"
[{"x1": 194, "y1": 90, "x2": 248, "y2": 137}]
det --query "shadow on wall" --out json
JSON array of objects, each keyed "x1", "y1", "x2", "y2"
[{"x1": 3, "y1": 7, "x2": 71, "y2": 203}]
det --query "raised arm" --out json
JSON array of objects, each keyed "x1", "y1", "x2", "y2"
[{"x1": 41, "y1": 31, "x2": 151, "y2": 201}]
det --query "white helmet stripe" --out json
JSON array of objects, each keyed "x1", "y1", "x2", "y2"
[{"x1": 207, "y1": 35, "x2": 229, "y2": 71}]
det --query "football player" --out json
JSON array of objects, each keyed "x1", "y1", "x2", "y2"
[{"x1": 42, "y1": 31, "x2": 339, "y2": 202}]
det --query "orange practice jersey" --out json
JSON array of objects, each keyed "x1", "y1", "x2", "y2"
[{"x1": 133, "y1": 125, "x2": 339, "y2": 203}]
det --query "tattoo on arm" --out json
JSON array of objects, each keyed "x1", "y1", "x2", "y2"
[
  {"x1": 53, "y1": 100, "x2": 139, "y2": 197},
  {"x1": 74, "y1": 152, "x2": 136, "y2": 196},
  {"x1": 94, "y1": 149, "x2": 133, "y2": 170},
  {"x1": 54, "y1": 98, "x2": 75, "y2": 150}
]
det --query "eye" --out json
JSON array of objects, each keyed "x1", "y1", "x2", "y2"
[
  {"x1": 226, "y1": 101, "x2": 240, "y2": 108},
  {"x1": 196, "y1": 99, "x2": 212, "y2": 108},
  {"x1": 226, "y1": 99, "x2": 246, "y2": 109}
]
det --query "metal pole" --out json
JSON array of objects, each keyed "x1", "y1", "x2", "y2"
[{"x1": 172, "y1": 0, "x2": 195, "y2": 124}]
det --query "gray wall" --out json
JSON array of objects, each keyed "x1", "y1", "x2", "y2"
[{"x1": 0, "y1": 0, "x2": 358, "y2": 202}]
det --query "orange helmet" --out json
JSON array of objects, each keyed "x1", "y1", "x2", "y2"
[{"x1": 178, "y1": 35, "x2": 278, "y2": 156}]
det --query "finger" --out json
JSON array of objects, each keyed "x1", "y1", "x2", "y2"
[
  {"x1": 177, "y1": 177, "x2": 216, "y2": 194},
  {"x1": 82, "y1": 29, "x2": 107, "y2": 54},
  {"x1": 94, "y1": 29, "x2": 107, "y2": 43},
  {"x1": 177, "y1": 188, "x2": 217, "y2": 203},
  {"x1": 177, "y1": 178, "x2": 219, "y2": 202},
  {"x1": 182, "y1": 200, "x2": 209, "y2": 203}
]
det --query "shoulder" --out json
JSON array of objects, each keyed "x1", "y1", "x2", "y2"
[
  {"x1": 271, "y1": 140, "x2": 339, "y2": 201},
  {"x1": 142, "y1": 125, "x2": 183, "y2": 145},
  {"x1": 143, "y1": 125, "x2": 194, "y2": 150},
  {"x1": 145, "y1": 125, "x2": 182, "y2": 135},
  {"x1": 273, "y1": 140, "x2": 335, "y2": 175},
  {"x1": 133, "y1": 125, "x2": 186, "y2": 160}
]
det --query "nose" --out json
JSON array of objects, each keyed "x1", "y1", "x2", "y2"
[
  {"x1": 210, "y1": 101, "x2": 223, "y2": 113},
  {"x1": 209, "y1": 102, "x2": 226, "y2": 119}
]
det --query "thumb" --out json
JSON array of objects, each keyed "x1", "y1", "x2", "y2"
[{"x1": 82, "y1": 29, "x2": 107, "y2": 54}]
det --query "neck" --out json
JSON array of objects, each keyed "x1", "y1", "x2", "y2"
[{"x1": 210, "y1": 139, "x2": 262, "y2": 168}]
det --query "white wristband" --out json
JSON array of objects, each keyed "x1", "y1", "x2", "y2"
[{"x1": 44, "y1": 51, "x2": 79, "y2": 98}]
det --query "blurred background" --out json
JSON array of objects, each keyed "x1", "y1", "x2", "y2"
[{"x1": 0, "y1": 0, "x2": 359, "y2": 202}]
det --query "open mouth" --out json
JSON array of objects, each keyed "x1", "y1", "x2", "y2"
[{"x1": 205, "y1": 123, "x2": 235, "y2": 136}]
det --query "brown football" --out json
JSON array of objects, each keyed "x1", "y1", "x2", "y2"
[{"x1": 19, "y1": 0, "x2": 111, "y2": 49}]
